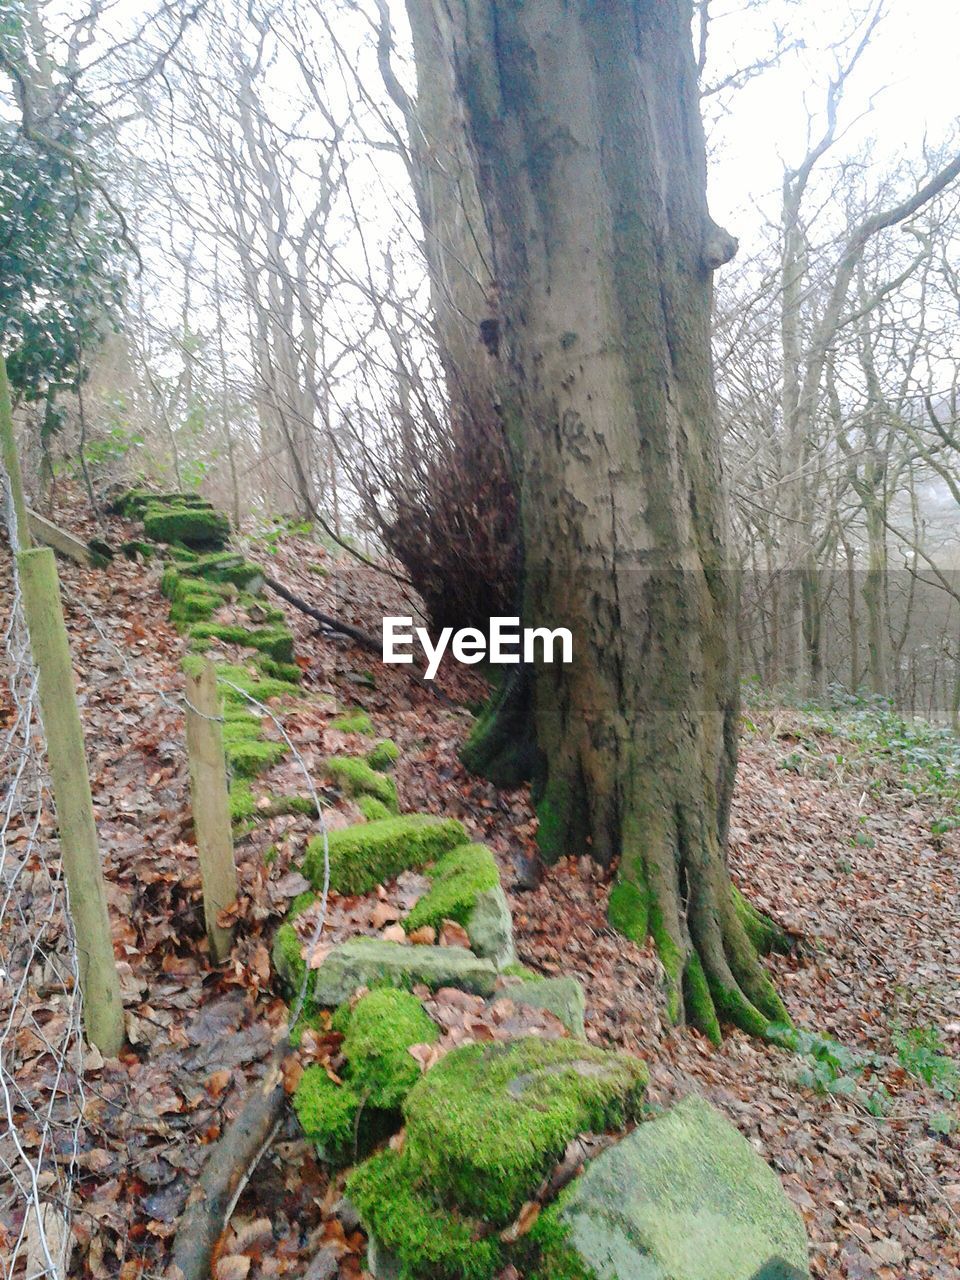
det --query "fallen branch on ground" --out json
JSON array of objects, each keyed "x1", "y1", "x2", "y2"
[{"x1": 166, "y1": 1045, "x2": 288, "y2": 1280}]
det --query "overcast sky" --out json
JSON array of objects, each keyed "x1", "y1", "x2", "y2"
[{"x1": 705, "y1": 0, "x2": 960, "y2": 238}]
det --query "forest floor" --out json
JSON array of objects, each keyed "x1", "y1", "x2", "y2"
[{"x1": 3, "y1": 492, "x2": 960, "y2": 1280}]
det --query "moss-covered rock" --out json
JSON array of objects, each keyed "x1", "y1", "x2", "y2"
[
  {"x1": 143, "y1": 503, "x2": 230, "y2": 549},
  {"x1": 256, "y1": 655, "x2": 302, "y2": 683},
  {"x1": 403, "y1": 844, "x2": 514, "y2": 967},
  {"x1": 112, "y1": 488, "x2": 212, "y2": 519},
  {"x1": 331, "y1": 708, "x2": 374, "y2": 734},
  {"x1": 303, "y1": 815, "x2": 468, "y2": 895},
  {"x1": 292, "y1": 1066, "x2": 363, "y2": 1164},
  {"x1": 312, "y1": 938, "x2": 498, "y2": 1006},
  {"x1": 358, "y1": 795, "x2": 393, "y2": 822},
  {"x1": 229, "y1": 777, "x2": 257, "y2": 822},
  {"x1": 189, "y1": 621, "x2": 295, "y2": 663},
  {"x1": 347, "y1": 1150, "x2": 503, "y2": 1280},
  {"x1": 213, "y1": 662, "x2": 301, "y2": 705},
  {"x1": 531, "y1": 1094, "x2": 810, "y2": 1280},
  {"x1": 325, "y1": 757, "x2": 399, "y2": 814},
  {"x1": 272, "y1": 920, "x2": 307, "y2": 995},
  {"x1": 367, "y1": 739, "x2": 400, "y2": 771},
  {"x1": 405, "y1": 844, "x2": 499, "y2": 933},
  {"x1": 403, "y1": 1038, "x2": 647, "y2": 1225},
  {"x1": 172, "y1": 592, "x2": 220, "y2": 624},
  {"x1": 494, "y1": 976, "x2": 586, "y2": 1038},
  {"x1": 226, "y1": 736, "x2": 287, "y2": 778},
  {"x1": 190, "y1": 551, "x2": 265, "y2": 593},
  {"x1": 342, "y1": 989, "x2": 439, "y2": 1110}
]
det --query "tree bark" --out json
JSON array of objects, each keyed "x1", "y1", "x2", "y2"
[{"x1": 416, "y1": 0, "x2": 786, "y2": 1039}]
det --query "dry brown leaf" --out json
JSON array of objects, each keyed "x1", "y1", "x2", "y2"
[
  {"x1": 408, "y1": 925, "x2": 436, "y2": 945},
  {"x1": 382, "y1": 924, "x2": 407, "y2": 943},
  {"x1": 439, "y1": 919, "x2": 471, "y2": 948},
  {"x1": 499, "y1": 1200, "x2": 540, "y2": 1243},
  {"x1": 214, "y1": 1256, "x2": 251, "y2": 1280},
  {"x1": 371, "y1": 901, "x2": 401, "y2": 928}
]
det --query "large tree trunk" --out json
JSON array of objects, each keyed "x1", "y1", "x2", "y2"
[{"x1": 413, "y1": 0, "x2": 788, "y2": 1040}]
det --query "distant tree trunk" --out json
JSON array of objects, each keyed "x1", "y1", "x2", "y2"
[{"x1": 412, "y1": 0, "x2": 788, "y2": 1039}]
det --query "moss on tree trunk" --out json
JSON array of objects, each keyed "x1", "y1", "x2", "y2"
[{"x1": 408, "y1": 0, "x2": 788, "y2": 1041}]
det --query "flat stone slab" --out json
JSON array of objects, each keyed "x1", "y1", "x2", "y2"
[
  {"x1": 403, "y1": 1036, "x2": 646, "y2": 1224},
  {"x1": 493, "y1": 975, "x2": 586, "y2": 1037},
  {"x1": 467, "y1": 884, "x2": 515, "y2": 968},
  {"x1": 313, "y1": 938, "x2": 497, "y2": 1005},
  {"x1": 546, "y1": 1094, "x2": 810, "y2": 1280}
]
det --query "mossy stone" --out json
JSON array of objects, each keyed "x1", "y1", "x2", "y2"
[
  {"x1": 303, "y1": 815, "x2": 468, "y2": 895},
  {"x1": 342, "y1": 989, "x2": 439, "y2": 1109},
  {"x1": 358, "y1": 795, "x2": 393, "y2": 822},
  {"x1": 272, "y1": 921, "x2": 307, "y2": 996},
  {"x1": 293, "y1": 1066, "x2": 361, "y2": 1162},
  {"x1": 467, "y1": 884, "x2": 515, "y2": 968},
  {"x1": 347, "y1": 1150, "x2": 503, "y2": 1280},
  {"x1": 494, "y1": 976, "x2": 586, "y2": 1038},
  {"x1": 225, "y1": 736, "x2": 287, "y2": 778},
  {"x1": 325, "y1": 756, "x2": 399, "y2": 813},
  {"x1": 405, "y1": 844, "x2": 499, "y2": 933},
  {"x1": 403, "y1": 1037, "x2": 647, "y2": 1224},
  {"x1": 312, "y1": 938, "x2": 498, "y2": 1006},
  {"x1": 535, "y1": 1094, "x2": 810, "y2": 1280},
  {"x1": 189, "y1": 622, "x2": 295, "y2": 663},
  {"x1": 143, "y1": 503, "x2": 230, "y2": 549},
  {"x1": 213, "y1": 662, "x2": 301, "y2": 705}
]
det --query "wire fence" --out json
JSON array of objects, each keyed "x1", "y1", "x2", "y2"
[
  {"x1": 0, "y1": 489, "x2": 331, "y2": 1277},
  {"x1": 0, "y1": 477, "x2": 84, "y2": 1280}
]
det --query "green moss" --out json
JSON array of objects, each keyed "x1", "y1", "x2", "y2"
[
  {"x1": 525, "y1": 1205, "x2": 598, "y2": 1280},
  {"x1": 346, "y1": 1150, "x2": 503, "y2": 1280},
  {"x1": 500, "y1": 963, "x2": 542, "y2": 983},
  {"x1": 288, "y1": 890, "x2": 317, "y2": 919},
  {"x1": 608, "y1": 878, "x2": 648, "y2": 943},
  {"x1": 304, "y1": 815, "x2": 468, "y2": 895},
  {"x1": 272, "y1": 921, "x2": 306, "y2": 995},
  {"x1": 732, "y1": 885, "x2": 793, "y2": 956},
  {"x1": 174, "y1": 574, "x2": 233, "y2": 602},
  {"x1": 682, "y1": 952, "x2": 722, "y2": 1046},
  {"x1": 403, "y1": 1037, "x2": 647, "y2": 1224},
  {"x1": 229, "y1": 778, "x2": 256, "y2": 822},
  {"x1": 213, "y1": 662, "x2": 301, "y2": 704},
  {"x1": 292, "y1": 1066, "x2": 361, "y2": 1163},
  {"x1": 143, "y1": 503, "x2": 230, "y2": 549},
  {"x1": 170, "y1": 591, "x2": 221, "y2": 623},
  {"x1": 649, "y1": 898, "x2": 684, "y2": 1025},
  {"x1": 221, "y1": 712, "x2": 263, "y2": 743},
  {"x1": 189, "y1": 622, "x2": 295, "y2": 663},
  {"x1": 256, "y1": 655, "x2": 302, "y2": 683},
  {"x1": 191, "y1": 551, "x2": 265, "y2": 592},
  {"x1": 120, "y1": 539, "x2": 155, "y2": 560},
  {"x1": 114, "y1": 488, "x2": 211, "y2": 518},
  {"x1": 325, "y1": 756, "x2": 398, "y2": 813},
  {"x1": 358, "y1": 795, "x2": 393, "y2": 822},
  {"x1": 367, "y1": 739, "x2": 400, "y2": 771},
  {"x1": 160, "y1": 566, "x2": 180, "y2": 599},
  {"x1": 226, "y1": 736, "x2": 287, "y2": 778},
  {"x1": 343, "y1": 989, "x2": 439, "y2": 1109},
  {"x1": 405, "y1": 844, "x2": 499, "y2": 933},
  {"x1": 169, "y1": 546, "x2": 199, "y2": 564},
  {"x1": 331, "y1": 708, "x2": 374, "y2": 735}
]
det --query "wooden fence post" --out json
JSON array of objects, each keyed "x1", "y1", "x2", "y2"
[
  {"x1": 16, "y1": 546, "x2": 124, "y2": 1056},
  {"x1": 183, "y1": 656, "x2": 238, "y2": 963},
  {"x1": 0, "y1": 353, "x2": 31, "y2": 549}
]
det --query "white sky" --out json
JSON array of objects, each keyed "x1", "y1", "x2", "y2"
[{"x1": 705, "y1": 0, "x2": 960, "y2": 237}]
